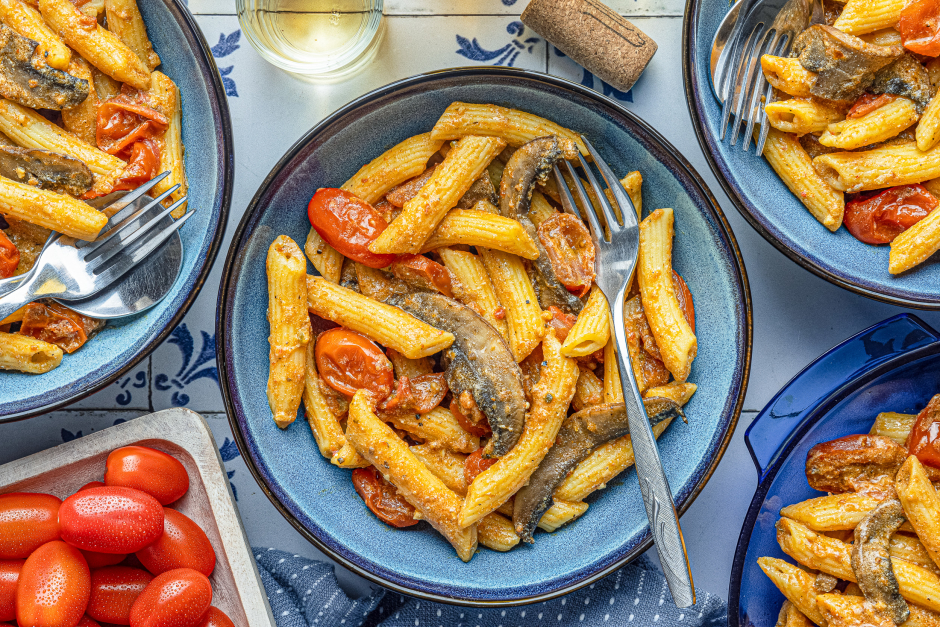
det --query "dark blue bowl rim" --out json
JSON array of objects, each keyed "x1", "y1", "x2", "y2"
[
  {"x1": 681, "y1": 4, "x2": 940, "y2": 309},
  {"x1": 216, "y1": 65, "x2": 754, "y2": 606},
  {"x1": 1, "y1": 0, "x2": 234, "y2": 422},
  {"x1": 727, "y1": 314, "x2": 940, "y2": 627}
]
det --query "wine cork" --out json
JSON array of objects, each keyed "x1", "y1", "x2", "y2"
[{"x1": 522, "y1": 0, "x2": 657, "y2": 93}]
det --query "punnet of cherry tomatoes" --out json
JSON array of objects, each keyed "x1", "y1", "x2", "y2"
[{"x1": 0, "y1": 445, "x2": 237, "y2": 627}]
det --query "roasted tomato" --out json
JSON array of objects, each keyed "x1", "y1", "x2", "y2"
[
  {"x1": 537, "y1": 213, "x2": 596, "y2": 297},
  {"x1": 0, "y1": 231, "x2": 18, "y2": 279},
  {"x1": 59, "y1": 486, "x2": 164, "y2": 554},
  {"x1": 546, "y1": 306, "x2": 578, "y2": 343},
  {"x1": 19, "y1": 301, "x2": 103, "y2": 353},
  {"x1": 16, "y1": 541, "x2": 91, "y2": 627},
  {"x1": 379, "y1": 373, "x2": 448, "y2": 415},
  {"x1": 844, "y1": 184, "x2": 937, "y2": 244},
  {"x1": 87, "y1": 566, "x2": 153, "y2": 625},
  {"x1": 96, "y1": 86, "x2": 168, "y2": 157},
  {"x1": 673, "y1": 271, "x2": 695, "y2": 333},
  {"x1": 900, "y1": 0, "x2": 940, "y2": 56},
  {"x1": 307, "y1": 188, "x2": 396, "y2": 268},
  {"x1": 315, "y1": 328, "x2": 394, "y2": 400},
  {"x1": 0, "y1": 492, "x2": 60, "y2": 559},
  {"x1": 388, "y1": 255, "x2": 453, "y2": 297},
  {"x1": 195, "y1": 607, "x2": 236, "y2": 627},
  {"x1": 451, "y1": 394, "x2": 491, "y2": 438},
  {"x1": 0, "y1": 560, "x2": 21, "y2": 621},
  {"x1": 112, "y1": 139, "x2": 162, "y2": 193},
  {"x1": 351, "y1": 467, "x2": 418, "y2": 528},
  {"x1": 464, "y1": 448, "x2": 498, "y2": 485},
  {"x1": 128, "y1": 568, "x2": 212, "y2": 627},
  {"x1": 136, "y1": 508, "x2": 215, "y2": 577},
  {"x1": 105, "y1": 446, "x2": 190, "y2": 505},
  {"x1": 908, "y1": 395, "x2": 940, "y2": 468},
  {"x1": 847, "y1": 94, "x2": 896, "y2": 119}
]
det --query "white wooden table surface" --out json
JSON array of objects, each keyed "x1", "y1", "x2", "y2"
[{"x1": 4, "y1": 0, "x2": 940, "y2": 614}]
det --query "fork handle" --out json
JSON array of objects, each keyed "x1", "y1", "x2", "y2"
[{"x1": 611, "y1": 283, "x2": 696, "y2": 608}]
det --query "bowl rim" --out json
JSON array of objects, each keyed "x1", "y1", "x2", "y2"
[
  {"x1": 681, "y1": 2, "x2": 940, "y2": 310},
  {"x1": 1, "y1": 0, "x2": 234, "y2": 422},
  {"x1": 216, "y1": 65, "x2": 753, "y2": 606}
]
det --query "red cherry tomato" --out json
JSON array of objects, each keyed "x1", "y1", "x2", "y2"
[
  {"x1": 79, "y1": 481, "x2": 106, "y2": 491},
  {"x1": 128, "y1": 568, "x2": 212, "y2": 627},
  {"x1": 450, "y1": 397, "x2": 491, "y2": 438},
  {"x1": 844, "y1": 184, "x2": 938, "y2": 245},
  {"x1": 389, "y1": 255, "x2": 454, "y2": 298},
  {"x1": 673, "y1": 271, "x2": 695, "y2": 333},
  {"x1": 0, "y1": 559, "x2": 22, "y2": 621},
  {"x1": 59, "y1": 486, "x2": 164, "y2": 554},
  {"x1": 464, "y1": 449, "x2": 498, "y2": 486},
  {"x1": 0, "y1": 230, "x2": 18, "y2": 279},
  {"x1": 546, "y1": 306, "x2": 578, "y2": 343},
  {"x1": 77, "y1": 617, "x2": 102, "y2": 627},
  {"x1": 0, "y1": 492, "x2": 60, "y2": 558},
  {"x1": 87, "y1": 566, "x2": 153, "y2": 625},
  {"x1": 194, "y1": 608, "x2": 235, "y2": 627},
  {"x1": 81, "y1": 549, "x2": 126, "y2": 569},
  {"x1": 909, "y1": 395, "x2": 940, "y2": 467},
  {"x1": 900, "y1": 0, "x2": 940, "y2": 55},
  {"x1": 17, "y1": 540, "x2": 91, "y2": 627},
  {"x1": 351, "y1": 467, "x2": 418, "y2": 528},
  {"x1": 378, "y1": 373, "x2": 448, "y2": 415},
  {"x1": 307, "y1": 188, "x2": 396, "y2": 269},
  {"x1": 136, "y1": 508, "x2": 215, "y2": 577},
  {"x1": 538, "y1": 213, "x2": 596, "y2": 298},
  {"x1": 847, "y1": 94, "x2": 896, "y2": 120},
  {"x1": 105, "y1": 446, "x2": 190, "y2": 506},
  {"x1": 315, "y1": 328, "x2": 394, "y2": 400}
]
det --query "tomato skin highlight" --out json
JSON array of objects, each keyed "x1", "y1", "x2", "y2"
[
  {"x1": 16, "y1": 540, "x2": 91, "y2": 627},
  {"x1": 87, "y1": 566, "x2": 153, "y2": 625},
  {"x1": 464, "y1": 449, "x2": 498, "y2": 486},
  {"x1": 194, "y1": 607, "x2": 236, "y2": 627},
  {"x1": 128, "y1": 568, "x2": 212, "y2": 627},
  {"x1": 351, "y1": 467, "x2": 419, "y2": 528},
  {"x1": 105, "y1": 446, "x2": 190, "y2": 506},
  {"x1": 307, "y1": 188, "x2": 396, "y2": 268},
  {"x1": 844, "y1": 184, "x2": 938, "y2": 245},
  {"x1": 136, "y1": 509, "x2": 215, "y2": 577},
  {"x1": 0, "y1": 559, "x2": 21, "y2": 621},
  {"x1": 0, "y1": 492, "x2": 61, "y2": 559},
  {"x1": 315, "y1": 328, "x2": 394, "y2": 400},
  {"x1": 900, "y1": 0, "x2": 940, "y2": 55},
  {"x1": 59, "y1": 487, "x2": 164, "y2": 554}
]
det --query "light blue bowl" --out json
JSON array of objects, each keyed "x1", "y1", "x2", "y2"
[
  {"x1": 684, "y1": 4, "x2": 940, "y2": 307},
  {"x1": 218, "y1": 68, "x2": 751, "y2": 605},
  {"x1": 0, "y1": 0, "x2": 233, "y2": 420}
]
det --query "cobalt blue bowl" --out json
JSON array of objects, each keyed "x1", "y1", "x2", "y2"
[
  {"x1": 729, "y1": 313, "x2": 940, "y2": 626},
  {"x1": 0, "y1": 0, "x2": 233, "y2": 421},
  {"x1": 683, "y1": 4, "x2": 940, "y2": 308},
  {"x1": 217, "y1": 67, "x2": 752, "y2": 605}
]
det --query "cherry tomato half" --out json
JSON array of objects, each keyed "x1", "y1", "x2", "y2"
[
  {"x1": 59, "y1": 486, "x2": 164, "y2": 554},
  {"x1": 351, "y1": 467, "x2": 418, "y2": 528},
  {"x1": 673, "y1": 271, "x2": 696, "y2": 333},
  {"x1": 307, "y1": 188, "x2": 396, "y2": 268},
  {"x1": 81, "y1": 549, "x2": 126, "y2": 569},
  {"x1": 388, "y1": 255, "x2": 454, "y2": 298},
  {"x1": 538, "y1": 213, "x2": 596, "y2": 298},
  {"x1": 450, "y1": 395, "x2": 491, "y2": 438},
  {"x1": 128, "y1": 568, "x2": 212, "y2": 627},
  {"x1": 0, "y1": 230, "x2": 18, "y2": 279},
  {"x1": 17, "y1": 540, "x2": 91, "y2": 627},
  {"x1": 900, "y1": 0, "x2": 940, "y2": 56},
  {"x1": 546, "y1": 306, "x2": 578, "y2": 343},
  {"x1": 0, "y1": 492, "x2": 60, "y2": 559},
  {"x1": 315, "y1": 328, "x2": 394, "y2": 400},
  {"x1": 105, "y1": 446, "x2": 189, "y2": 506},
  {"x1": 87, "y1": 566, "x2": 153, "y2": 625},
  {"x1": 909, "y1": 395, "x2": 940, "y2": 467},
  {"x1": 0, "y1": 560, "x2": 21, "y2": 621},
  {"x1": 845, "y1": 184, "x2": 938, "y2": 244},
  {"x1": 464, "y1": 449, "x2": 498, "y2": 486},
  {"x1": 378, "y1": 373, "x2": 448, "y2": 415},
  {"x1": 136, "y1": 508, "x2": 215, "y2": 578},
  {"x1": 195, "y1": 607, "x2": 236, "y2": 627}
]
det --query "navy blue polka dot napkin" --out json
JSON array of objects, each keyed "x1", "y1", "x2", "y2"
[{"x1": 253, "y1": 548, "x2": 727, "y2": 627}]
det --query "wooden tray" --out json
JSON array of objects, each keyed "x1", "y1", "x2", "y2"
[{"x1": 0, "y1": 407, "x2": 275, "y2": 626}]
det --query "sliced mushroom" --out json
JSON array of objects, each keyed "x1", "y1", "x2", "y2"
[
  {"x1": 0, "y1": 24, "x2": 88, "y2": 110},
  {"x1": 457, "y1": 171, "x2": 497, "y2": 209},
  {"x1": 0, "y1": 146, "x2": 93, "y2": 195},
  {"x1": 794, "y1": 25, "x2": 903, "y2": 102},
  {"x1": 805, "y1": 434, "x2": 940, "y2": 494},
  {"x1": 499, "y1": 136, "x2": 582, "y2": 314},
  {"x1": 871, "y1": 55, "x2": 936, "y2": 112},
  {"x1": 851, "y1": 497, "x2": 909, "y2": 625},
  {"x1": 385, "y1": 291, "x2": 526, "y2": 456},
  {"x1": 512, "y1": 398, "x2": 684, "y2": 543}
]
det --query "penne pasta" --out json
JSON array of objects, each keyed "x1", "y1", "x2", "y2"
[
  {"x1": 0, "y1": 331, "x2": 63, "y2": 373},
  {"x1": 814, "y1": 140, "x2": 940, "y2": 193},
  {"x1": 529, "y1": 191, "x2": 559, "y2": 227},
  {"x1": 897, "y1": 456, "x2": 940, "y2": 570},
  {"x1": 479, "y1": 247, "x2": 545, "y2": 361},
  {"x1": 383, "y1": 406, "x2": 480, "y2": 454},
  {"x1": 148, "y1": 72, "x2": 187, "y2": 217},
  {"x1": 870, "y1": 411, "x2": 916, "y2": 444},
  {"x1": 421, "y1": 209, "x2": 539, "y2": 259},
  {"x1": 619, "y1": 171, "x2": 643, "y2": 219},
  {"x1": 890, "y1": 201, "x2": 940, "y2": 274},
  {"x1": 761, "y1": 56, "x2": 817, "y2": 98},
  {"x1": 0, "y1": 176, "x2": 106, "y2": 240},
  {"x1": 572, "y1": 366, "x2": 604, "y2": 412},
  {"x1": 561, "y1": 286, "x2": 610, "y2": 358},
  {"x1": 104, "y1": 0, "x2": 160, "y2": 71},
  {"x1": 438, "y1": 247, "x2": 508, "y2": 341},
  {"x1": 917, "y1": 90, "x2": 940, "y2": 152},
  {"x1": 387, "y1": 349, "x2": 432, "y2": 379},
  {"x1": 0, "y1": 0, "x2": 69, "y2": 69},
  {"x1": 832, "y1": 0, "x2": 907, "y2": 35},
  {"x1": 819, "y1": 97, "x2": 919, "y2": 150},
  {"x1": 304, "y1": 229, "x2": 343, "y2": 284},
  {"x1": 266, "y1": 235, "x2": 311, "y2": 429},
  {"x1": 891, "y1": 532, "x2": 940, "y2": 574},
  {"x1": 602, "y1": 338, "x2": 624, "y2": 404},
  {"x1": 345, "y1": 391, "x2": 478, "y2": 561},
  {"x1": 779, "y1": 493, "x2": 881, "y2": 531},
  {"x1": 817, "y1": 592, "x2": 940, "y2": 627},
  {"x1": 476, "y1": 511, "x2": 521, "y2": 552},
  {"x1": 61, "y1": 57, "x2": 98, "y2": 146},
  {"x1": 342, "y1": 132, "x2": 443, "y2": 205},
  {"x1": 756, "y1": 557, "x2": 827, "y2": 627},
  {"x1": 306, "y1": 276, "x2": 454, "y2": 359},
  {"x1": 537, "y1": 500, "x2": 589, "y2": 533},
  {"x1": 370, "y1": 135, "x2": 505, "y2": 255},
  {"x1": 765, "y1": 98, "x2": 846, "y2": 136}
]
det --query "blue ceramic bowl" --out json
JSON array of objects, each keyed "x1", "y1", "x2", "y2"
[
  {"x1": 218, "y1": 67, "x2": 752, "y2": 605},
  {"x1": 729, "y1": 313, "x2": 940, "y2": 626},
  {"x1": 684, "y1": 5, "x2": 940, "y2": 307},
  {"x1": 0, "y1": 0, "x2": 232, "y2": 421}
]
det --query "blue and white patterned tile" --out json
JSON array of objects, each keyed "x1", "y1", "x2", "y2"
[
  {"x1": 68, "y1": 359, "x2": 151, "y2": 411},
  {"x1": 0, "y1": 411, "x2": 143, "y2": 464}
]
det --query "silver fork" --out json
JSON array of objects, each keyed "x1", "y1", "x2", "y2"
[
  {"x1": 0, "y1": 175, "x2": 191, "y2": 321},
  {"x1": 553, "y1": 137, "x2": 695, "y2": 608},
  {"x1": 713, "y1": 0, "x2": 820, "y2": 154}
]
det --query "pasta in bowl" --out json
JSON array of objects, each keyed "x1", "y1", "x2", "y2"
[{"x1": 219, "y1": 68, "x2": 750, "y2": 603}]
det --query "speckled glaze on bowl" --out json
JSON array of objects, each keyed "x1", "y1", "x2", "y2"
[
  {"x1": 0, "y1": 0, "x2": 233, "y2": 421},
  {"x1": 683, "y1": 3, "x2": 940, "y2": 308},
  {"x1": 729, "y1": 314, "x2": 940, "y2": 627},
  {"x1": 217, "y1": 67, "x2": 751, "y2": 605}
]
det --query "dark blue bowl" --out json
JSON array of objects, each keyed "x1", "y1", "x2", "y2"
[
  {"x1": 0, "y1": 0, "x2": 233, "y2": 420},
  {"x1": 217, "y1": 67, "x2": 752, "y2": 605},
  {"x1": 683, "y1": 3, "x2": 940, "y2": 308},
  {"x1": 729, "y1": 313, "x2": 940, "y2": 626}
]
